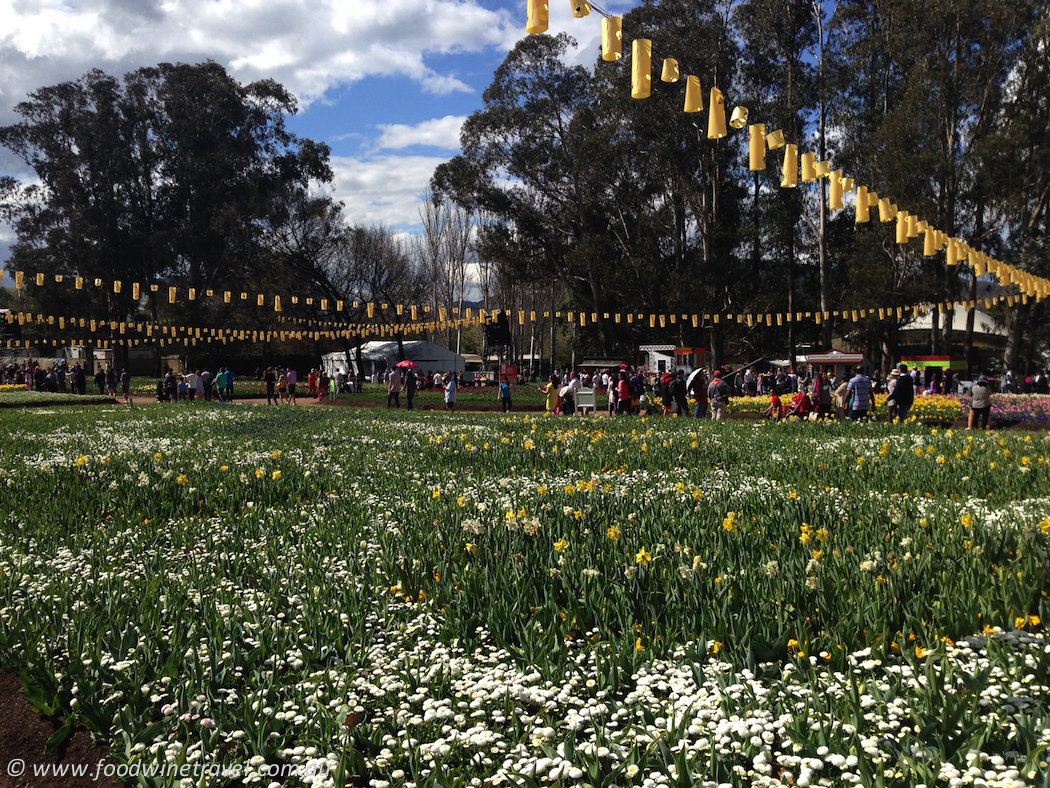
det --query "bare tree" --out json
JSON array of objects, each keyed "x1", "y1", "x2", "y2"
[{"x1": 416, "y1": 185, "x2": 475, "y2": 351}]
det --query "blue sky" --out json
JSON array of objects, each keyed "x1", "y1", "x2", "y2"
[{"x1": 0, "y1": 0, "x2": 622, "y2": 283}]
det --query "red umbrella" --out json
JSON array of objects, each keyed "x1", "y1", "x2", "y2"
[{"x1": 395, "y1": 359, "x2": 419, "y2": 369}]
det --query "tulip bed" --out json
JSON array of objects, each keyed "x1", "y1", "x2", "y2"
[{"x1": 0, "y1": 405, "x2": 1048, "y2": 788}]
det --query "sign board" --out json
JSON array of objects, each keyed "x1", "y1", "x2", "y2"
[{"x1": 499, "y1": 364, "x2": 518, "y2": 378}]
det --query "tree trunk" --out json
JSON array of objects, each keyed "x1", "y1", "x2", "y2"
[{"x1": 1004, "y1": 302, "x2": 1026, "y2": 371}]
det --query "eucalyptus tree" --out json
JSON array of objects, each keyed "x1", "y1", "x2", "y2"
[
  {"x1": 733, "y1": 0, "x2": 819, "y2": 360},
  {"x1": 0, "y1": 61, "x2": 333, "y2": 342},
  {"x1": 833, "y1": 0, "x2": 1033, "y2": 366}
]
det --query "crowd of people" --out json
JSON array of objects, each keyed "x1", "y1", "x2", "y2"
[
  {"x1": 5, "y1": 357, "x2": 1046, "y2": 429},
  {"x1": 515, "y1": 361, "x2": 1050, "y2": 431},
  {"x1": 381, "y1": 367, "x2": 456, "y2": 411},
  {"x1": 2, "y1": 360, "x2": 133, "y2": 404}
]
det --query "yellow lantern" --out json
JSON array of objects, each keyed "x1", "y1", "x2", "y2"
[
  {"x1": 878, "y1": 197, "x2": 893, "y2": 223},
  {"x1": 602, "y1": 17, "x2": 622, "y2": 61},
  {"x1": 707, "y1": 88, "x2": 727, "y2": 139},
  {"x1": 814, "y1": 160, "x2": 831, "y2": 178},
  {"x1": 855, "y1": 186, "x2": 870, "y2": 223},
  {"x1": 729, "y1": 106, "x2": 748, "y2": 129},
  {"x1": 526, "y1": 0, "x2": 548, "y2": 34},
  {"x1": 632, "y1": 39, "x2": 652, "y2": 99},
  {"x1": 571, "y1": 0, "x2": 590, "y2": 17},
  {"x1": 896, "y1": 211, "x2": 908, "y2": 244},
  {"x1": 660, "y1": 58, "x2": 679, "y2": 82},
  {"x1": 683, "y1": 76, "x2": 702, "y2": 112},
  {"x1": 781, "y1": 144, "x2": 798, "y2": 188},
  {"x1": 800, "y1": 152, "x2": 816, "y2": 182},
  {"x1": 923, "y1": 227, "x2": 936, "y2": 256},
  {"x1": 829, "y1": 170, "x2": 843, "y2": 210},
  {"x1": 765, "y1": 129, "x2": 785, "y2": 149},
  {"x1": 748, "y1": 124, "x2": 766, "y2": 171},
  {"x1": 946, "y1": 238, "x2": 959, "y2": 266}
]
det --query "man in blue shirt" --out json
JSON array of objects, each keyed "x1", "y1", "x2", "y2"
[{"x1": 846, "y1": 366, "x2": 872, "y2": 420}]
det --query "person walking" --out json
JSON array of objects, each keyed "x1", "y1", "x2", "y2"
[
  {"x1": 671, "y1": 369, "x2": 689, "y2": 416},
  {"x1": 887, "y1": 364, "x2": 915, "y2": 422},
  {"x1": 707, "y1": 370, "x2": 731, "y2": 420},
  {"x1": 120, "y1": 368, "x2": 131, "y2": 405},
  {"x1": 443, "y1": 371, "x2": 457, "y2": 411},
  {"x1": 539, "y1": 373, "x2": 559, "y2": 415},
  {"x1": 498, "y1": 375, "x2": 512, "y2": 412},
  {"x1": 968, "y1": 375, "x2": 993, "y2": 430},
  {"x1": 286, "y1": 368, "x2": 297, "y2": 405},
  {"x1": 264, "y1": 367, "x2": 278, "y2": 405},
  {"x1": 690, "y1": 369, "x2": 708, "y2": 419},
  {"x1": 387, "y1": 367, "x2": 402, "y2": 408},
  {"x1": 405, "y1": 369, "x2": 417, "y2": 411},
  {"x1": 846, "y1": 366, "x2": 873, "y2": 420}
]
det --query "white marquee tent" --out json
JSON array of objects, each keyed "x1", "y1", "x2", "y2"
[{"x1": 321, "y1": 341, "x2": 464, "y2": 377}]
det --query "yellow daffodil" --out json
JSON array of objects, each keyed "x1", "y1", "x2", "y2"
[{"x1": 635, "y1": 548, "x2": 653, "y2": 565}]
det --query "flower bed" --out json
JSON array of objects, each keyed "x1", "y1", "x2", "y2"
[{"x1": 0, "y1": 409, "x2": 1047, "y2": 787}]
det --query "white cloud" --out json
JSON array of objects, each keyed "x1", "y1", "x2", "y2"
[
  {"x1": 326, "y1": 153, "x2": 449, "y2": 228},
  {"x1": 0, "y1": 0, "x2": 522, "y2": 125},
  {"x1": 375, "y1": 116, "x2": 465, "y2": 151}
]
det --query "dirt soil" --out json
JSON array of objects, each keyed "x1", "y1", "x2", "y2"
[{"x1": 0, "y1": 671, "x2": 118, "y2": 788}]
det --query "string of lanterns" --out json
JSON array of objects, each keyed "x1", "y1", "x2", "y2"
[
  {"x1": 523, "y1": 0, "x2": 1050, "y2": 301},
  {"x1": 3, "y1": 274, "x2": 1026, "y2": 349}
]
